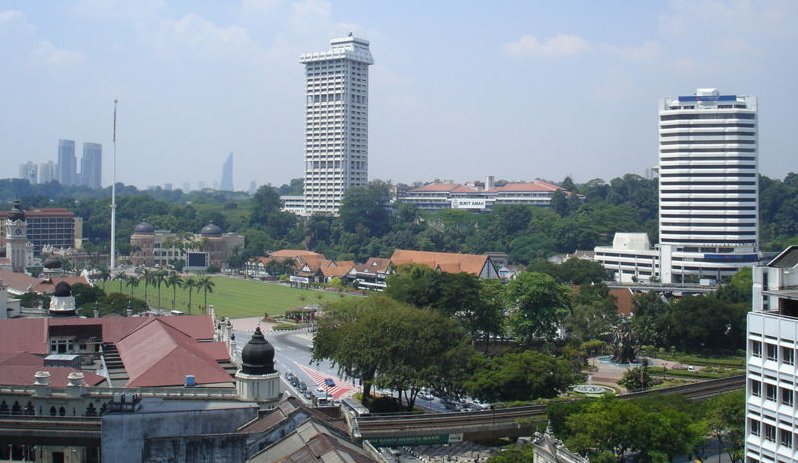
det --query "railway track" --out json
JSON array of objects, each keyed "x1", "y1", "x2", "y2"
[{"x1": 356, "y1": 375, "x2": 744, "y2": 437}]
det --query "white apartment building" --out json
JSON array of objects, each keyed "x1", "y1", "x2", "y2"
[
  {"x1": 595, "y1": 88, "x2": 760, "y2": 284},
  {"x1": 299, "y1": 34, "x2": 373, "y2": 216},
  {"x1": 746, "y1": 246, "x2": 798, "y2": 463}
]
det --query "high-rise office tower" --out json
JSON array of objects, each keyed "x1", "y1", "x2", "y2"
[
  {"x1": 221, "y1": 152, "x2": 234, "y2": 191},
  {"x1": 595, "y1": 88, "x2": 760, "y2": 284},
  {"x1": 18, "y1": 162, "x2": 38, "y2": 184},
  {"x1": 39, "y1": 161, "x2": 55, "y2": 184},
  {"x1": 80, "y1": 142, "x2": 102, "y2": 189},
  {"x1": 300, "y1": 34, "x2": 373, "y2": 216},
  {"x1": 57, "y1": 139, "x2": 77, "y2": 186},
  {"x1": 657, "y1": 88, "x2": 759, "y2": 282}
]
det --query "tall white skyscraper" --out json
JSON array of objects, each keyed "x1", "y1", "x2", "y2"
[
  {"x1": 300, "y1": 34, "x2": 373, "y2": 216},
  {"x1": 595, "y1": 88, "x2": 760, "y2": 284},
  {"x1": 39, "y1": 161, "x2": 56, "y2": 184},
  {"x1": 81, "y1": 142, "x2": 103, "y2": 189},
  {"x1": 221, "y1": 152, "x2": 234, "y2": 191},
  {"x1": 57, "y1": 139, "x2": 77, "y2": 186}
]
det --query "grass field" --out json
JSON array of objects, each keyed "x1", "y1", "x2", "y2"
[{"x1": 100, "y1": 276, "x2": 353, "y2": 319}]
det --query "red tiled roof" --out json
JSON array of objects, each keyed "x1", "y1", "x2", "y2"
[
  {"x1": 0, "y1": 352, "x2": 43, "y2": 366},
  {"x1": 353, "y1": 257, "x2": 390, "y2": 274},
  {"x1": 390, "y1": 249, "x2": 492, "y2": 277},
  {"x1": 0, "y1": 269, "x2": 89, "y2": 294},
  {"x1": 609, "y1": 288, "x2": 635, "y2": 316},
  {"x1": 409, "y1": 183, "x2": 467, "y2": 193},
  {"x1": 319, "y1": 260, "x2": 355, "y2": 278},
  {"x1": 0, "y1": 209, "x2": 74, "y2": 218},
  {"x1": 0, "y1": 318, "x2": 48, "y2": 354},
  {"x1": 0, "y1": 365, "x2": 105, "y2": 387},
  {"x1": 116, "y1": 318, "x2": 231, "y2": 387},
  {"x1": 269, "y1": 250, "x2": 325, "y2": 259},
  {"x1": 491, "y1": 181, "x2": 562, "y2": 192}
]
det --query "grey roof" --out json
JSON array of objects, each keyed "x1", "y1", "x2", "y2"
[{"x1": 768, "y1": 246, "x2": 798, "y2": 268}]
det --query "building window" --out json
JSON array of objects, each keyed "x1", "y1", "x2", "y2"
[
  {"x1": 783, "y1": 347, "x2": 794, "y2": 366},
  {"x1": 781, "y1": 388, "x2": 793, "y2": 407},
  {"x1": 750, "y1": 419, "x2": 761, "y2": 436},
  {"x1": 766, "y1": 383, "x2": 777, "y2": 401},
  {"x1": 751, "y1": 380, "x2": 762, "y2": 397},
  {"x1": 765, "y1": 423, "x2": 776, "y2": 442},
  {"x1": 752, "y1": 340, "x2": 762, "y2": 358},
  {"x1": 767, "y1": 343, "x2": 778, "y2": 361},
  {"x1": 780, "y1": 429, "x2": 793, "y2": 448}
]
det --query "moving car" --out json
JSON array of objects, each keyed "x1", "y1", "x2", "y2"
[{"x1": 324, "y1": 378, "x2": 336, "y2": 387}]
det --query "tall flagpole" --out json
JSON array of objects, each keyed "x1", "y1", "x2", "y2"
[{"x1": 110, "y1": 99, "x2": 118, "y2": 271}]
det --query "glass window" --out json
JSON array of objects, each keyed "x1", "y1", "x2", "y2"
[
  {"x1": 750, "y1": 419, "x2": 760, "y2": 436},
  {"x1": 780, "y1": 429, "x2": 793, "y2": 448},
  {"x1": 767, "y1": 343, "x2": 778, "y2": 361},
  {"x1": 765, "y1": 423, "x2": 776, "y2": 442},
  {"x1": 767, "y1": 383, "x2": 777, "y2": 401},
  {"x1": 752, "y1": 340, "x2": 762, "y2": 358},
  {"x1": 782, "y1": 388, "x2": 793, "y2": 407},
  {"x1": 751, "y1": 380, "x2": 762, "y2": 397},
  {"x1": 783, "y1": 347, "x2": 794, "y2": 366}
]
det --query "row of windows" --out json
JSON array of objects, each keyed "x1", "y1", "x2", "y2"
[
  {"x1": 660, "y1": 238, "x2": 756, "y2": 245},
  {"x1": 661, "y1": 214, "x2": 757, "y2": 219},
  {"x1": 660, "y1": 113, "x2": 755, "y2": 120},
  {"x1": 660, "y1": 172, "x2": 756, "y2": 178},
  {"x1": 661, "y1": 222, "x2": 756, "y2": 229},
  {"x1": 660, "y1": 181, "x2": 756, "y2": 186},
  {"x1": 751, "y1": 340, "x2": 796, "y2": 364},
  {"x1": 661, "y1": 197, "x2": 756, "y2": 202},
  {"x1": 660, "y1": 131, "x2": 755, "y2": 137},
  {"x1": 661, "y1": 230, "x2": 756, "y2": 236},
  {"x1": 660, "y1": 123, "x2": 755, "y2": 130},
  {"x1": 660, "y1": 148, "x2": 756, "y2": 153},
  {"x1": 661, "y1": 205, "x2": 756, "y2": 211},
  {"x1": 660, "y1": 139, "x2": 756, "y2": 145},
  {"x1": 660, "y1": 156, "x2": 756, "y2": 162},
  {"x1": 660, "y1": 189, "x2": 757, "y2": 194}
]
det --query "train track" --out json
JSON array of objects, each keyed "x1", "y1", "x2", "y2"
[{"x1": 356, "y1": 375, "x2": 744, "y2": 437}]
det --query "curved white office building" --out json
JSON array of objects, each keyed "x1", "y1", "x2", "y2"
[{"x1": 596, "y1": 89, "x2": 760, "y2": 284}]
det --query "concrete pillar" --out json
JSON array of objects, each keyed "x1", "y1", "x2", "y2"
[{"x1": 34, "y1": 371, "x2": 51, "y2": 396}]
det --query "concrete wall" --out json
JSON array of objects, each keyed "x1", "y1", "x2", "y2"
[
  {"x1": 143, "y1": 434, "x2": 247, "y2": 463},
  {"x1": 101, "y1": 400, "x2": 258, "y2": 463}
]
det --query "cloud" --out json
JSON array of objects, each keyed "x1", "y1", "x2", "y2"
[
  {"x1": 501, "y1": 33, "x2": 592, "y2": 58},
  {"x1": 29, "y1": 40, "x2": 84, "y2": 68},
  {"x1": 242, "y1": 0, "x2": 283, "y2": 15},
  {"x1": 158, "y1": 13, "x2": 265, "y2": 62},
  {"x1": 291, "y1": 0, "x2": 331, "y2": 33},
  {"x1": 0, "y1": 9, "x2": 25, "y2": 26}
]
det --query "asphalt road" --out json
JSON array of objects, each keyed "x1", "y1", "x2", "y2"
[{"x1": 233, "y1": 328, "x2": 448, "y2": 412}]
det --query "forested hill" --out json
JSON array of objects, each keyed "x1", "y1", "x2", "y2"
[{"x1": 1, "y1": 172, "x2": 796, "y2": 264}]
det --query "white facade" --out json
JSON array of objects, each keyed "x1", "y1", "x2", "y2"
[
  {"x1": 80, "y1": 142, "x2": 102, "y2": 189},
  {"x1": 300, "y1": 35, "x2": 373, "y2": 216},
  {"x1": 596, "y1": 89, "x2": 760, "y2": 284},
  {"x1": 19, "y1": 162, "x2": 38, "y2": 184},
  {"x1": 57, "y1": 139, "x2": 77, "y2": 186},
  {"x1": 746, "y1": 246, "x2": 798, "y2": 462}
]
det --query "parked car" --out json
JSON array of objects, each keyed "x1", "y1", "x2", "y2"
[
  {"x1": 290, "y1": 377, "x2": 300, "y2": 387},
  {"x1": 298, "y1": 381, "x2": 307, "y2": 392},
  {"x1": 324, "y1": 378, "x2": 336, "y2": 387},
  {"x1": 303, "y1": 390, "x2": 313, "y2": 400}
]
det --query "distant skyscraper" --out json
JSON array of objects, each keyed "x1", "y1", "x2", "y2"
[
  {"x1": 18, "y1": 162, "x2": 38, "y2": 184},
  {"x1": 39, "y1": 161, "x2": 55, "y2": 184},
  {"x1": 164, "y1": 183, "x2": 173, "y2": 191},
  {"x1": 182, "y1": 182, "x2": 191, "y2": 192},
  {"x1": 81, "y1": 142, "x2": 102, "y2": 189},
  {"x1": 198, "y1": 181, "x2": 206, "y2": 190},
  {"x1": 300, "y1": 34, "x2": 373, "y2": 216},
  {"x1": 595, "y1": 88, "x2": 759, "y2": 283},
  {"x1": 57, "y1": 139, "x2": 77, "y2": 186},
  {"x1": 221, "y1": 152, "x2": 234, "y2": 191},
  {"x1": 249, "y1": 180, "x2": 257, "y2": 195}
]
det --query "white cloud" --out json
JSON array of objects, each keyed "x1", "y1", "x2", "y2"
[
  {"x1": 242, "y1": 0, "x2": 283, "y2": 15},
  {"x1": 0, "y1": 9, "x2": 25, "y2": 26},
  {"x1": 291, "y1": 0, "x2": 331, "y2": 33},
  {"x1": 29, "y1": 40, "x2": 84, "y2": 68},
  {"x1": 158, "y1": 13, "x2": 265, "y2": 62},
  {"x1": 501, "y1": 33, "x2": 592, "y2": 58}
]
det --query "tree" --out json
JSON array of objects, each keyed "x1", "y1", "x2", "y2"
[
  {"x1": 466, "y1": 350, "x2": 579, "y2": 402},
  {"x1": 339, "y1": 181, "x2": 391, "y2": 237},
  {"x1": 486, "y1": 444, "x2": 536, "y2": 463},
  {"x1": 183, "y1": 277, "x2": 197, "y2": 314},
  {"x1": 115, "y1": 273, "x2": 128, "y2": 293},
  {"x1": 154, "y1": 271, "x2": 167, "y2": 309},
  {"x1": 385, "y1": 264, "x2": 443, "y2": 308},
  {"x1": 506, "y1": 272, "x2": 570, "y2": 344},
  {"x1": 165, "y1": 272, "x2": 183, "y2": 310},
  {"x1": 70, "y1": 283, "x2": 106, "y2": 308},
  {"x1": 198, "y1": 276, "x2": 215, "y2": 313},
  {"x1": 565, "y1": 283, "x2": 617, "y2": 343},
  {"x1": 703, "y1": 391, "x2": 744, "y2": 463},
  {"x1": 127, "y1": 276, "x2": 140, "y2": 299},
  {"x1": 140, "y1": 268, "x2": 155, "y2": 307},
  {"x1": 618, "y1": 359, "x2": 653, "y2": 392}
]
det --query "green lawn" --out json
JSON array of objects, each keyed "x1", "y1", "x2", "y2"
[{"x1": 100, "y1": 276, "x2": 352, "y2": 319}]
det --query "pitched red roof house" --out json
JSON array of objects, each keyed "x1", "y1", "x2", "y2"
[{"x1": 389, "y1": 249, "x2": 499, "y2": 279}]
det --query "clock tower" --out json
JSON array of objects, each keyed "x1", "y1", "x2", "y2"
[{"x1": 5, "y1": 200, "x2": 34, "y2": 273}]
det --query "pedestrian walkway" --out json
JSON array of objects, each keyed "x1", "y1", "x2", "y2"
[{"x1": 298, "y1": 364, "x2": 355, "y2": 399}]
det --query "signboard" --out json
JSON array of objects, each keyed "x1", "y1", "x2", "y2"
[
  {"x1": 368, "y1": 433, "x2": 463, "y2": 447},
  {"x1": 290, "y1": 275, "x2": 310, "y2": 285},
  {"x1": 185, "y1": 252, "x2": 209, "y2": 269},
  {"x1": 450, "y1": 198, "x2": 487, "y2": 210}
]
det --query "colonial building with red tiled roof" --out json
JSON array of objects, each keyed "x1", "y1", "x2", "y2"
[
  {"x1": 390, "y1": 249, "x2": 499, "y2": 279},
  {"x1": 396, "y1": 176, "x2": 576, "y2": 211}
]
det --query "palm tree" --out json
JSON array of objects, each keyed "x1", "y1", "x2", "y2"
[
  {"x1": 198, "y1": 276, "x2": 215, "y2": 314},
  {"x1": 141, "y1": 268, "x2": 154, "y2": 306},
  {"x1": 183, "y1": 277, "x2": 197, "y2": 315},
  {"x1": 128, "y1": 276, "x2": 140, "y2": 299},
  {"x1": 115, "y1": 273, "x2": 128, "y2": 293},
  {"x1": 155, "y1": 271, "x2": 167, "y2": 309},
  {"x1": 165, "y1": 272, "x2": 183, "y2": 311}
]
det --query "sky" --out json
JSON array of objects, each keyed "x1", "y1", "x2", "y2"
[{"x1": 1, "y1": 0, "x2": 797, "y2": 191}]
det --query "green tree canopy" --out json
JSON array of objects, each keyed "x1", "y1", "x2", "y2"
[{"x1": 506, "y1": 272, "x2": 570, "y2": 344}]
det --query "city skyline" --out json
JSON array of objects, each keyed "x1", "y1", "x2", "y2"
[{"x1": 1, "y1": 1, "x2": 797, "y2": 189}]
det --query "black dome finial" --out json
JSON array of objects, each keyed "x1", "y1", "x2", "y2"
[{"x1": 240, "y1": 326, "x2": 276, "y2": 375}]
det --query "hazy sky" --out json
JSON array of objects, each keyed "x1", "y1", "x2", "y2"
[{"x1": 1, "y1": 0, "x2": 796, "y2": 191}]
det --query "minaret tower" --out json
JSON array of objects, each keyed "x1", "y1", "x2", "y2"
[{"x1": 5, "y1": 201, "x2": 33, "y2": 273}]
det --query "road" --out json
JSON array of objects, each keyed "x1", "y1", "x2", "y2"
[{"x1": 233, "y1": 328, "x2": 447, "y2": 411}]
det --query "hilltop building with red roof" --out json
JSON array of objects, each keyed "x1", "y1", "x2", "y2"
[{"x1": 395, "y1": 176, "x2": 574, "y2": 211}]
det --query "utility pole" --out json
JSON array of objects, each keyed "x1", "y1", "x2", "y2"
[{"x1": 110, "y1": 99, "x2": 118, "y2": 271}]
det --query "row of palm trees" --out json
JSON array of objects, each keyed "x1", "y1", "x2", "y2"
[{"x1": 108, "y1": 270, "x2": 215, "y2": 314}]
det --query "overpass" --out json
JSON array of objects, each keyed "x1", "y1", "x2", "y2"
[{"x1": 353, "y1": 375, "x2": 744, "y2": 444}]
